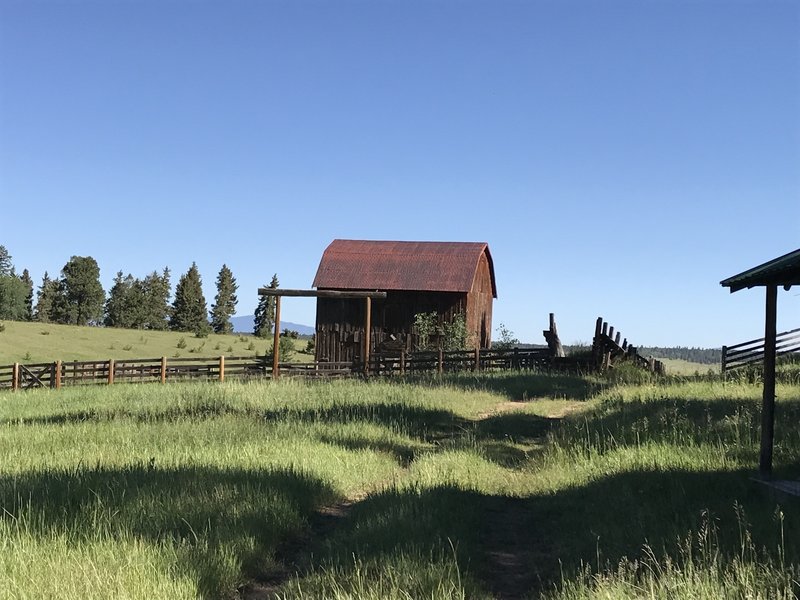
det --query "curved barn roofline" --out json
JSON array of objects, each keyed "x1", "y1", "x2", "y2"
[{"x1": 312, "y1": 239, "x2": 497, "y2": 298}]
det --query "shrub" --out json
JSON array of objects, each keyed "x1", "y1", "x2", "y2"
[
  {"x1": 177, "y1": 337, "x2": 187, "y2": 349},
  {"x1": 493, "y1": 323, "x2": 519, "y2": 350},
  {"x1": 266, "y1": 336, "x2": 294, "y2": 362}
]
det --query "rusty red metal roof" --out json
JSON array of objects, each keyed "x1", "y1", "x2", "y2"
[{"x1": 313, "y1": 239, "x2": 497, "y2": 297}]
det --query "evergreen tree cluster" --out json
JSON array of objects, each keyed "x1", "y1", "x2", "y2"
[
  {"x1": 0, "y1": 243, "x2": 258, "y2": 337},
  {"x1": 105, "y1": 269, "x2": 172, "y2": 330}
]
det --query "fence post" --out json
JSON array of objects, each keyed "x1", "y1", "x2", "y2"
[
  {"x1": 12, "y1": 363, "x2": 19, "y2": 391},
  {"x1": 474, "y1": 347, "x2": 480, "y2": 372},
  {"x1": 400, "y1": 351, "x2": 406, "y2": 376},
  {"x1": 108, "y1": 359, "x2": 115, "y2": 385},
  {"x1": 55, "y1": 360, "x2": 62, "y2": 388},
  {"x1": 513, "y1": 347, "x2": 519, "y2": 370},
  {"x1": 219, "y1": 356, "x2": 225, "y2": 383},
  {"x1": 437, "y1": 349, "x2": 443, "y2": 375},
  {"x1": 593, "y1": 317, "x2": 603, "y2": 366},
  {"x1": 721, "y1": 346, "x2": 727, "y2": 382},
  {"x1": 160, "y1": 356, "x2": 167, "y2": 384}
]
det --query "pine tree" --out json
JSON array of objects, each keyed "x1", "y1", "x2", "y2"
[
  {"x1": 137, "y1": 268, "x2": 171, "y2": 330},
  {"x1": 0, "y1": 245, "x2": 12, "y2": 277},
  {"x1": 104, "y1": 271, "x2": 138, "y2": 328},
  {"x1": 20, "y1": 269, "x2": 33, "y2": 321},
  {"x1": 0, "y1": 275, "x2": 27, "y2": 320},
  {"x1": 210, "y1": 264, "x2": 238, "y2": 334},
  {"x1": 56, "y1": 256, "x2": 105, "y2": 325},
  {"x1": 253, "y1": 273, "x2": 278, "y2": 338},
  {"x1": 34, "y1": 272, "x2": 58, "y2": 322},
  {"x1": 170, "y1": 263, "x2": 210, "y2": 334}
]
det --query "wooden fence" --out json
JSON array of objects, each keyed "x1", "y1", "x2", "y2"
[
  {"x1": 0, "y1": 347, "x2": 555, "y2": 392},
  {"x1": 592, "y1": 317, "x2": 665, "y2": 375},
  {"x1": 722, "y1": 327, "x2": 800, "y2": 373}
]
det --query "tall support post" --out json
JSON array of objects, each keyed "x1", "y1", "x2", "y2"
[
  {"x1": 474, "y1": 346, "x2": 481, "y2": 372},
  {"x1": 160, "y1": 356, "x2": 167, "y2": 384},
  {"x1": 55, "y1": 360, "x2": 62, "y2": 389},
  {"x1": 364, "y1": 296, "x2": 372, "y2": 376},
  {"x1": 759, "y1": 285, "x2": 778, "y2": 477},
  {"x1": 108, "y1": 359, "x2": 115, "y2": 385},
  {"x1": 219, "y1": 356, "x2": 225, "y2": 383},
  {"x1": 721, "y1": 346, "x2": 727, "y2": 383},
  {"x1": 12, "y1": 363, "x2": 19, "y2": 391},
  {"x1": 272, "y1": 295, "x2": 282, "y2": 379}
]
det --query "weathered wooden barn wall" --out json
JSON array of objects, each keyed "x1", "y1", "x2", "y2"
[
  {"x1": 315, "y1": 291, "x2": 465, "y2": 363},
  {"x1": 466, "y1": 250, "x2": 494, "y2": 348},
  {"x1": 312, "y1": 240, "x2": 497, "y2": 363}
]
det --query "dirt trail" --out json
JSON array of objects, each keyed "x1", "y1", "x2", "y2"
[
  {"x1": 240, "y1": 401, "x2": 558, "y2": 599},
  {"x1": 238, "y1": 500, "x2": 354, "y2": 600},
  {"x1": 478, "y1": 496, "x2": 551, "y2": 599}
]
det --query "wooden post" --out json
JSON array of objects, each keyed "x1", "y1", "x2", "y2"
[
  {"x1": 219, "y1": 356, "x2": 225, "y2": 383},
  {"x1": 108, "y1": 359, "x2": 115, "y2": 385},
  {"x1": 474, "y1": 347, "x2": 480, "y2": 372},
  {"x1": 272, "y1": 295, "x2": 282, "y2": 379},
  {"x1": 160, "y1": 356, "x2": 167, "y2": 384},
  {"x1": 437, "y1": 348, "x2": 444, "y2": 375},
  {"x1": 364, "y1": 296, "x2": 372, "y2": 377},
  {"x1": 11, "y1": 363, "x2": 19, "y2": 391},
  {"x1": 593, "y1": 317, "x2": 603, "y2": 366},
  {"x1": 400, "y1": 350, "x2": 406, "y2": 375},
  {"x1": 721, "y1": 346, "x2": 727, "y2": 382},
  {"x1": 55, "y1": 360, "x2": 61, "y2": 389},
  {"x1": 759, "y1": 285, "x2": 778, "y2": 477},
  {"x1": 543, "y1": 313, "x2": 565, "y2": 358}
]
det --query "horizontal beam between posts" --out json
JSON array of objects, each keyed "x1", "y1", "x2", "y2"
[{"x1": 257, "y1": 288, "x2": 387, "y2": 299}]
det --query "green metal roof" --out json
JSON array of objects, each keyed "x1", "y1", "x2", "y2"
[{"x1": 721, "y1": 247, "x2": 800, "y2": 292}]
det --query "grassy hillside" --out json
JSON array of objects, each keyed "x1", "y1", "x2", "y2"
[
  {"x1": 0, "y1": 320, "x2": 312, "y2": 364},
  {"x1": 658, "y1": 357, "x2": 720, "y2": 376},
  {"x1": 0, "y1": 374, "x2": 798, "y2": 599}
]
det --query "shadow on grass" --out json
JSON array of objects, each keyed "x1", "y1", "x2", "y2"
[
  {"x1": 560, "y1": 395, "x2": 800, "y2": 474},
  {"x1": 314, "y1": 431, "x2": 421, "y2": 467},
  {"x1": 284, "y1": 466, "x2": 800, "y2": 599},
  {"x1": 0, "y1": 464, "x2": 337, "y2": 600},
  {"x1": 411, "y1": 371, "x2": 606, "y2": 402}
]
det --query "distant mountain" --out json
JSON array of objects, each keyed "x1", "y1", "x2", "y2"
[{"x1": 230, "y1": 315, "x2": 315, "y2": 336}]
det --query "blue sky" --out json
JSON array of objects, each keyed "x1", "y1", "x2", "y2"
[{"x1": 1, "y1": 0, "x2": 798, "y2": 347}]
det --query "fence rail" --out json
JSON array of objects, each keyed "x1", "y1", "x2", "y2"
[
  {"x1": 592, "y1": 317, "x2": 665, "y2": 375},
  {"x1": 722, "y1": 327, "x2": 800, "y2": 373},
  {"x1": 0, "y1": 347, "x2": 561, "y2": 393}
]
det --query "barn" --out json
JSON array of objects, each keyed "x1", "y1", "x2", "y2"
[{"x1": 312, "y1": 239, "x2": 497, "y2": 363}]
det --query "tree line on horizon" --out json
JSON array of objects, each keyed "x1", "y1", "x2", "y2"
[{"x1": 0, "y1": 245, "x2": 280, "y2": 338}]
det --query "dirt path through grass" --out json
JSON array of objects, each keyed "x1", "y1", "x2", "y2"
[
  {"x1": 239, "y1": 499, "x2": 356, "y2": 599},
  {"x1": 240, "y1": 399, "x2": 564, "y2": 600}
]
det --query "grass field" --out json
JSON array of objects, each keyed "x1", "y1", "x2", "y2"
[
  {"x1": 655, "y1": 357, "x2": 719, "y2": 376},
  {"x1": 0, "y1": 320, "x2": 313, "y2": 365},
  {"x1": 1, "y1": 371, "x2": 798, "y2": 599}
]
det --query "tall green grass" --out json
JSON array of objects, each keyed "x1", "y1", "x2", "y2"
[{"x1": 1, "y1": 373, "x2": 799, "y2": 598}]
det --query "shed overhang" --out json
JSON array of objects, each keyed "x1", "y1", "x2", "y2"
[{"x1": 720, "y1": 247, "x2": 800, "y2": 292}]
